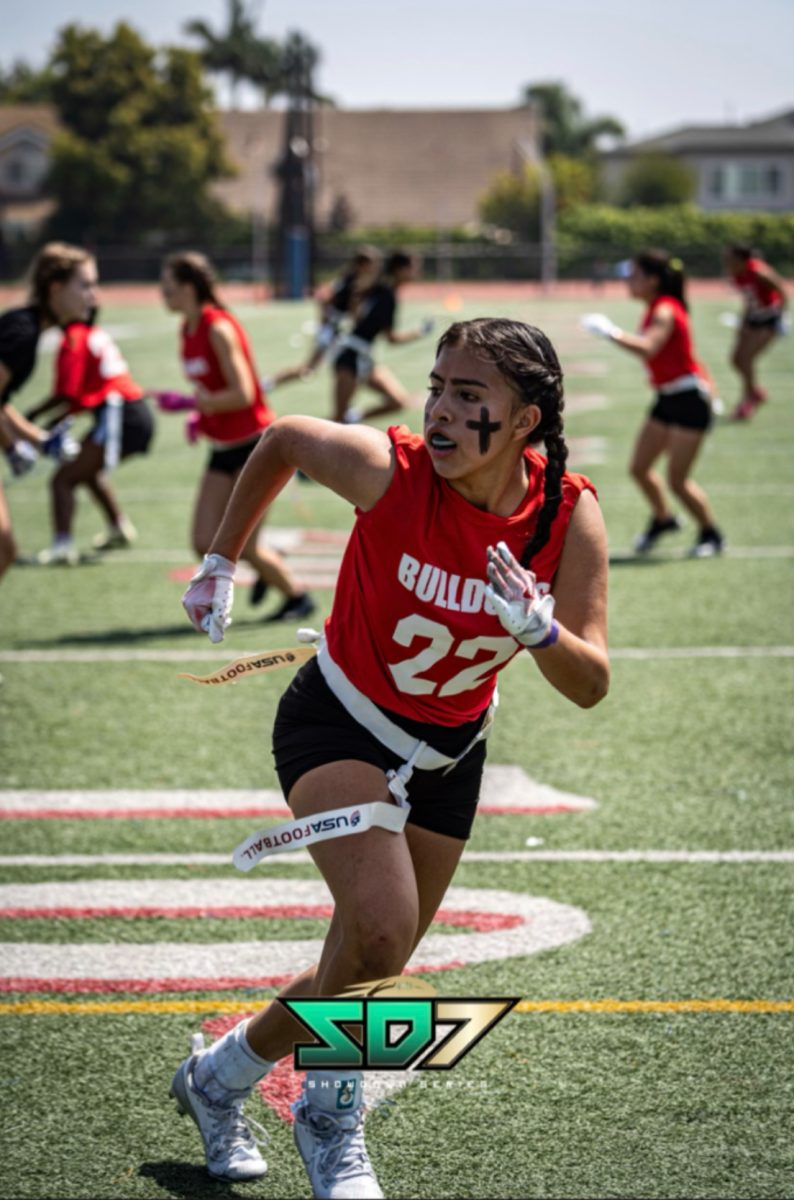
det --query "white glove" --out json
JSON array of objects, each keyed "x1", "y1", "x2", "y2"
[
  {"x1": 778, "y1": 313, "x2": 791, "y2": 336},
  {"x1": 42, "y1": 418, "x2": 80, "y2": 464},
  {"x1": 419, "y1": 317, "x2": 435, "y2": 336},
  {"x1": 580, "y1": 312, "x2": 622, "y2": 340},
  {"x1": 182, "y1": 553, "x2": 236, "y2": 643},
  {"x1": 6, "y1": 440, "x2": 39, "y2": 477},
  {"x1": 485, "y1": 541, "x2": 556, "y2": 648}
]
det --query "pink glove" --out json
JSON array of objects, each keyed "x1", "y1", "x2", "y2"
[
  {"x1": 184, "y1": 412, "x2": 202, "y2": 444},
  {"x1": 153, "y1": 390, "x2": 197, "y2": 413},
  {"x1": 182, "y1": 553, "x2": 236, "y2": 643}
]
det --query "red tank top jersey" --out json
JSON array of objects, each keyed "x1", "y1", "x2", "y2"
[
  {"x1": 55, "y1": 323, "x2": 142, "y2": 411},
  {"x1": 180, "y1": 306, "x2": 273, "y2": 444},
  {"x1": 324, "y1": 425, "x2": 597, "y2": 727},
  {"x1": 640, "y1": 296, "x2": 703, "y2": 388},
  {"x1": 732, "y1": 258, "x2": 782, "y2": 312}
]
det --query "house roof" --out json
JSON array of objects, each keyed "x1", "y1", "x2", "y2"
[
  {"x1": 0, "y1": 105, "x2": 62, "y2": 141},
  {"x1": 602, "y1": 108, "x2": 794, "y2": 158},
  {"x1": 213, "y1": 106, "x2": 539, "y2": 228}
]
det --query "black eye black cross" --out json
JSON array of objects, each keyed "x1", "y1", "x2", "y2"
[{"x1": 466, "y1": 406, "x2": 502, "y2": 455}]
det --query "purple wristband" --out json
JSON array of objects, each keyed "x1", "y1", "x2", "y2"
[{"x1": 532, "y1": 619, "x2": 560, "y2": 650}]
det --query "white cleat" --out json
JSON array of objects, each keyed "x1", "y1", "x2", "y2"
[
  {"x1": 169, "y1": 1033, "x2": 268, "y2": 1181},
  {"x1": 91, "y1": 517, "x2": 137, "y2": 551},
  {"x1": 293, "y1": 1097, "x2": 384, "y2": 1199}
]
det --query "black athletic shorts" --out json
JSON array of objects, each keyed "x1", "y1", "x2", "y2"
[
  {"x1": 272, "y1": 657, "x2": 488, "y2": 840},
  {"x1": 649, "y1": 387, "x2": 712, "y2": 432},
  {"x1": 333, "y1": 345, "x2": 374, "y2": 379},
  {"x1": 743, "y1": 310, "x2": 783, "y2": 331},
  {"x1": 89, "y1": 397, "x2": 154, "y2": 458},
  {"x1": 207, "y1": 436, "x2": 261, "y2": 475}
]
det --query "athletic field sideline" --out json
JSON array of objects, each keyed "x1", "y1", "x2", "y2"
[{"x1": 1, "y1": 289, "x2": 792, "y2": 1200}]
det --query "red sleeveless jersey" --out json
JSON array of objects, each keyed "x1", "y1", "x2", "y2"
[
  {"x1": 324, "y1": 425, "x2": 597, "y2": 726},
  {"x1": 640, "y1": 296, "x2": 703, "y2": 388},
  {"x1": 55, "y1": 323, "x2": 142, "y2": 411},
  {"x1": 731, "y1": 258, "x2": 782, "y2": 312},
  {"x1": 180, "y1": 305, "x2": 273, "y2": 444}
]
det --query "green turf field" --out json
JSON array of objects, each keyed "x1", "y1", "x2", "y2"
[{"x1": 1, "y1": 291, "x2": 792, "y2": 1200}]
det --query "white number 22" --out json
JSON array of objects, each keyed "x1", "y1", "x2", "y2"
[{"x1": 387, "y1": 614, "x2": 515, "y2": 697}]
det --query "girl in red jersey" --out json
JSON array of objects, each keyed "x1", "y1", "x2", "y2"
[
  {"x1": 725, "y1": 243, "x2": 788, "y2": 420},
  {"x1": 172, "y1": 318, "x2": 609, "y2": 1195},
  {"x1": 582, "y1": 250, "x2": 724, "y2": 557},
  {"x1": 0, "y1": 243, "x2": 92, "y2": 581},
  {"x1": 30, "y1": 304, "x2": 154, "y2": 564},
  {"x1": 160, "y1": 252, "x2": 314, "y2": 622}
]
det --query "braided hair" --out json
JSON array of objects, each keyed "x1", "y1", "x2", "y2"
[
  {"x1": 163, "y1": 251, "x2": 225, "y2": 308},
  {"x1": 436, "y1": 317, "x2": 568, "y2": 569}
]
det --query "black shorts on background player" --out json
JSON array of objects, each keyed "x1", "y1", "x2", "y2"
[
  {"x1": 0, "y1": 306, "x2": 42, "y2": 405},
  {"x1": 649, "y1": 387, "x2": 712, "y2": 431}
]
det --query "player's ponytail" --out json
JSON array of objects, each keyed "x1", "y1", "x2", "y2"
[
  {"x1": 436, "y1": 318, "x2": 569, "y2": 569},
  {"x1": 163, "y1": 251, "x2": 225, "y2": 308},
  {"x1": 29, "y1": 243, "x2": 93, "y2": 320},
  {"x1": 635, "y1": 249, "x2": 688, "y2": 311}
]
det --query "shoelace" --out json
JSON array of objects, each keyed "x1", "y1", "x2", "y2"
[
  {"x1": 207, "y1": 1102, "x2": 269, "y2": 1161},
  {"x1": 301, "y1": 1108, "x2": 372, "y2": 1184}
]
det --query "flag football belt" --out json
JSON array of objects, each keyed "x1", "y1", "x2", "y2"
[
  {"x1": 657, "y1": 374, "x2": 710, "y2": 397},
  {"x1": 181, "y1": 631, "x2": 495, "y2": 864},
  {"x1": 233, "y1": 799, "x2": 408, "y2": 871},
  {"x1": 315, "y1": 637, "x2": 496, "y2": 804},
  {"x1": 331, "y1": 334, "x2": 375, "y2": 379}
]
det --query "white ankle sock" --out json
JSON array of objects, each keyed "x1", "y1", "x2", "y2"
[
  {"x1": 194, "y1": 1019, "x2": 277, "y2": 1104},
  {"x1": 304, "y1": 1069, "x2": 363, "y2": 1114},
  {"x1": 53, "y1": 535, "x2": 74, "y2": 550}
]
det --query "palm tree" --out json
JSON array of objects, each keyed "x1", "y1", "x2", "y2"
[
  {"x1": 185, "y1": 0, "x2": 279, "y2": 106},
  {"x1": 522, "y1": 82, "x2": 624, "y2": 157}
]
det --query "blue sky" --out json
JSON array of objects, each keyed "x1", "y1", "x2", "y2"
[{"x1": 7, "y1": 0, "x2": 793, "y2": 138}]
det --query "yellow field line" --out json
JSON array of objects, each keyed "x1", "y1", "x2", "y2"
[
  {"x1": 1, "y1": 998, "x2": 792, "y2": 1016},
  {"x1": 515, "y1": 999, "x2": 794, "y2": 1014}
]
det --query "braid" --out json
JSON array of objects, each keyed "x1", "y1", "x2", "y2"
[
  {"x1": 436, "y1": 318, "x2": 570, "y2": 570},
  {"x1": 521, "y1": 423, "x2": 568, "y2": 568}
]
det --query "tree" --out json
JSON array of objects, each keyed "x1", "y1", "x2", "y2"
[
  {"x1": 44, "y1": 23, "x2": 233, "y2": 242},
  {"x1": 522, "y1": 82, "x2": 624, "y2": 158},
  {"x1": 620, "y1": 154, "x2": 696, "y2": 207},
  {"x1": 0, "y1": 59, "x2": 54, "y2": 103},
  {"x1": 185, "y1": 0, "x2": 282, "y2": 106},
  {"x1": 478, "y1": 155, "x2": 599, "y2": 237}
]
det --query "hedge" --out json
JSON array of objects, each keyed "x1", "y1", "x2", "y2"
[{"x1": 556, "y1": 205, "x2": 794, "y2": 275}]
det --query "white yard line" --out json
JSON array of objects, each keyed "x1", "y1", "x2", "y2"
[
  {"x1": 0, "y1": 768, "x2": 596, "y2": 818},
  {"x1": 3, "y1": 645, "x2": 793, "y2": 664},
  {"x1": 0, "y1": 850, "x2": 791, "y2": 867},
  {"x1": 0, "y1": 883, "x2": 589, "y2": 978}
]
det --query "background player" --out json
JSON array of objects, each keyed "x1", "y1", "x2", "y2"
[
  {"x1": 330, "y1": 249, "x2": 434, "y2": 423},
  {"x1": 724, "y1": 243, "x2": 788, "y2": 420},
  {"x1": 174, "y1": 317, "x2": 609, "y2": 1196},
  {"x1": 28, "y1": 302, "x2": 154, "y2": 565},
  {"x1": 582, "y1": 250, "x2": 724, "y2": 557},
  {"x1": 0, "y1": 243, "x2": 89, "y2": 581},
  {"x1": 267, "y1": 246, "x2": 382, "y2": 389},
  {"x1": 161, "y1": 251, "x2": 315, "y2": 622}
]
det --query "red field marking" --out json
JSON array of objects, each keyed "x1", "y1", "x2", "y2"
[
  {"x1": 0, "y1": 805, "x2": 292, "y2": 821},
  {"x1": 0, "y1": 960, "x2": 467, "y2": 996},
  {"x1": 0, "y1": 800, "x2": 588, "y2": 819},
  {"x1": 1, "y1": 904, "x2": 523, "y2": 931},
  {"x1": 0, "y1": 279, "x2": 752, "y2": 309}
]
